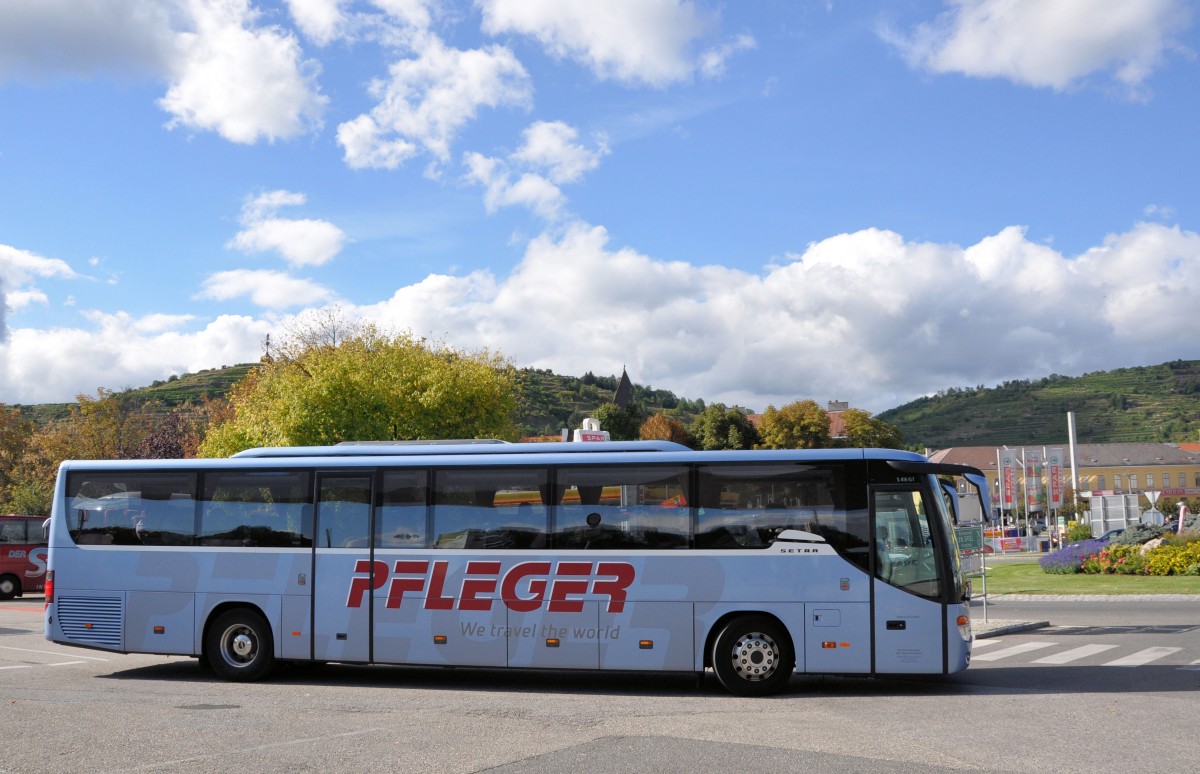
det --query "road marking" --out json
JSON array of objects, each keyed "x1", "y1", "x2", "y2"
[
  {"x1": 971, "y1": 642, "x2": 1056, "y2": 661},
  {"x1": 1032, "y1": 644, "x2": 1118, "y2": 664},
  {"x1": 0, "y1": 645, "x2": 108, "y2": 661},
  {"x1": 0, "y1": 665, "x2": 33, "y2": 671},
  {"x1": 46, "y1": 660, "x2": 89, "y2": 667},
  {"x1": 1103, "y1": 647, "x2": 1181, "y2": 667},
  {"x1": 971, "y1": 639, "x2": 1002, "y2": 648}
]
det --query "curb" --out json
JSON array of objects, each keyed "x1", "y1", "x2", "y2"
[{"x1": 972, "y1": 620, "x2": 1050, "y2": 639}]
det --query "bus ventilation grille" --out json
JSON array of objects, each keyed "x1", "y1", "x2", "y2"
[{"x1": 58, "y1": 596, "x2": 124, "y2": 649}]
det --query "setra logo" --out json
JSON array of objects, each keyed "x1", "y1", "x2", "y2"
[{"x1": 346, "y1": 559, "x2": 636, "y2": 613}]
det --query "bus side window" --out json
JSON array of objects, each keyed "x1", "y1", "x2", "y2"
[
  {"x1": 554, "y1": 465, "x2": 689, "y2": 550},
  {"x1": 0, "y1": 521, "x2": 24, "y2": 543},
  {"x1": 377, "y1": 472, "x2": 428, "y2": 549},
  {"x1": 433, "y1": 469, "x2": 548, "y2": 550}
]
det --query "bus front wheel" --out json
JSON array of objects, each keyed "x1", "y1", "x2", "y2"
[
  {"x1": 711, "y1": 615, "x2": 794, "y2": 696},
  {"x1": 0, "y1": 574, "x2": 19, "y2": 600},
  {"x1": 206, "y1": 608, "x2": 274, "y2": 682}
]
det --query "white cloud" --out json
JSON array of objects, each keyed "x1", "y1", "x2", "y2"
[
  {"x1": 227, "y1": 190, "x2": 346, "y2": 267},
  {"x1": 510, "y1": 121, "x2": 608, "y2": 184},
  {"x1": 198, "y1": 269, "x2": 335, "y2": 309},
  {"x1": 337, "y1": 32, "x2": 531, "y2": 169},
  {"x1": 284, "y1": 0, "x2": 348, "y2": 46},
  {"x1": 160, "y1": 0, "x2": 328, "y2": 143},
  {"x1": 464, "y1": 121, "x2": 608, "y2": 220},
  {"x1": 0, "y1": 313, "x2": 273, "y2": 403},
  {"x1": 478, "y1": 0, "x2": 737, "y2": 87},
  {"x1": 0, "y1": 244, "x2": 80, "y2": 287},
  {"x1": 887, "y1": 0, "x2": 1193, "y2": 92},
  {"x1": 0, "y1": 0, "x2": 177, "y2": 82},
  {"x1": 0, "y1": 244, "x2": 81, "y2": 339},
  {"x1": 698, "y1": 33, "x2": 757, "y2": 79},
  {"x1": 354, "y1": 220, "x2": 1200, "y2": 412},
  {"x1": 7, "y1": 222, "x2": 1200, "y2": 413},
  {"x1": 0, "y1": 1, "x2": 328, "y2": 143}
]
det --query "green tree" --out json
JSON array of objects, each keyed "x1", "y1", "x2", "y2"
[
  {"x1": 688, "y1": 404, "x2": 760, "y2": 450},
  {"x1": 593, "y1": 403, "x2": 644, "y2": 441},
  {"x1": 199, "y1": 317, "x2": 519, "y2": 456},
  {"x1": 639, "y1": 413, "x2": 689, "y2": 445},
  {"x1": 757, "y1": 400, "x2": 829, "y2": 449},
  {"x1": 838, "y1": 408, "x2": 903, "y2": 448}
]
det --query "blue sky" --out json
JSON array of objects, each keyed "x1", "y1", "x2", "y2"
[{"x1": 2, "y1": 0, "x2": 1199, "y2": 415}]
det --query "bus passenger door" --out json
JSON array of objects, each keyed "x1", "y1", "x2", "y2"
[
  {"x1": 313, "y1": 474, "x2": 373, "y2": 663},
  {"x1": 871, "y1": 486, "x2": 946, "y2": 674}
]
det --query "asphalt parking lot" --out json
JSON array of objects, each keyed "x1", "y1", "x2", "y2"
[{"x1": 5, "y1": 595, "x2": 1198, "y2": 774}]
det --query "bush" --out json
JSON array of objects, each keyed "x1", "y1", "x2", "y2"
[
  {"x1": 1084, "y1": 544, "x2": 1147, "y2": 575},
  {"x1": 1065, "y1": 521, "x2": 1093, "y2": 543},
  {"x1": 1141, "y1": 536, "x2": 1200, "y2": 576},
  {"x1": 1111, "y1": 523, "x2": 1168, "y2": 545},
  {"x1": 1039, "y1": 538, "x2": 1107, "y2": 574}
]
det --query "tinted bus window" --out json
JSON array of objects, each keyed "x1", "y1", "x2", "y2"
[
  {"x1": 377, "y1": 470, "x2": 428, "y2": 548},
  {"x1": 0, "y1": 519, "x2": 27, "y2": 543},
  {"x1": 432, "y1": 468, "x2": 548, "y2": 549},
  {"x1": 695, "y1": 463, "x2": 870, "y2": 567},
  {"x1": 65, "y1": 472, "x2": 197, "y2": 546},
  {"x1": 555, "y1": 465, "x2": 689, "y2": 549},
  {"x1": 317, "y1": 476, "x2": 371, "y2": 548},
  {"x1": 198, "y1": 471, "x2": 312, "y2": 548}
]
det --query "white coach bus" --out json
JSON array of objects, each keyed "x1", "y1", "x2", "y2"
[{"x1": 44, "y1": 441, "x2": 989, "y2": 696}]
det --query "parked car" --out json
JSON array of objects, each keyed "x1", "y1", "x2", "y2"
[{"x1": 1098, "y1": 528, "x2": 1125, "y2": 543}]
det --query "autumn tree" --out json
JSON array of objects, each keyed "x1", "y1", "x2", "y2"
[
  {"x1": 756, "y1": 399, "x2": 829, "y2": 449},
  {"x1": 639, "y1": 413, "x2": 689, "y2": 445},
  {"x1": 0, "y1": 405, "x2": 33, "y2": 508},
  {"x1": 838, "y1": 408, "x2": 903, "y2": 449},
  {"x1": 199, "y1": 317, "x2": 519, "y2": 457},
  {"x1": 688, "y1": 404, "x2": 760, "y2": 450},
  {"x1": 0, "y1": 390, "x2": 163, "y2": 515}
]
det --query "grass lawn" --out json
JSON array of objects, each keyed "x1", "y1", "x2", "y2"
[{"x1": 979, "y1": 560, "x2": 1200, "y2": 595}]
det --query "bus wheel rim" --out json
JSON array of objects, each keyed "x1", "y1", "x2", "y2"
[
  {"x1": 221, "y1": 626, "x2": 257, "y2": 665},
  {"x1": 730, "y1": 632, "x2": 778, "y2": 681}
]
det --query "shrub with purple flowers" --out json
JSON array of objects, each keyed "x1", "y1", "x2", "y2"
[{"x1": 1038, "y1": 538, "x2": 1108, "y2": 574}]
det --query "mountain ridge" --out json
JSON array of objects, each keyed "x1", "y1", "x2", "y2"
[{"x1": 11, "y1": 359, "x2": 1200, "y2": 448}]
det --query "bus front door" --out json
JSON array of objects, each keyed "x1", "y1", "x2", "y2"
[
  {"x1": 313, "y1": 474, "x2": 373, "y2": 663},
  {"x1": 871, "y1": 486, "x2": 947, "y2": 674}
]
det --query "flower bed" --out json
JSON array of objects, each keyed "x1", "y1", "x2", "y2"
[
  {"x1": 1038, "y1": 538, "x2": 1107, "y2": 574},
  {"x1": 1039, "y1": 532, "x2": 1200, "y2": 575}
]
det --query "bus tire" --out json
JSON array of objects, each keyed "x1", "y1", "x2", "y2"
[
  {"x1": 206, "y1": 608, "x2": 274, "y2": 682},
  {"x1": 0, "y1": 574, "x2": 19, "y2": 600},
  {"x1": 711, "y1": 615, "x2": 794, "y2": 697}
]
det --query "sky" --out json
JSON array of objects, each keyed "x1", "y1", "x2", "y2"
[{"x1": 2, "y1": 0, "x2": 1200, "y2": 416}]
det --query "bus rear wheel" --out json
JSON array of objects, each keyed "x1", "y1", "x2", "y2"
[
  {"x1": 0, "y1": 574, "x2": 19, "y2": 600},
  {"x1": 206, "y1": 608, "x2": 274, "y2": 682},
  {"x1": 711, "y1": 615, "x2": 794, "y2": 696}
]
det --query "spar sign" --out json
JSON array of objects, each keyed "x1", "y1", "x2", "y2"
[
  {"x1": 1025, "y1": 450, "x2": 1043, "y2": 513},
  {"x1": 999, "y1": 449, "x2": 1019, "y2": 511},
  {"x1": 1046, "y1": 447, "x2": 1064, "y2": 509}
]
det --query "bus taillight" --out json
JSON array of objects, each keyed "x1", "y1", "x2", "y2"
[{"x1": 44, "y1": 570, "x2": 53, "y2": 608}]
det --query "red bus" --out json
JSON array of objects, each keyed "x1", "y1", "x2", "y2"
[{"x1": 1, "y1": 514, "x2": 48, "y2": 599}]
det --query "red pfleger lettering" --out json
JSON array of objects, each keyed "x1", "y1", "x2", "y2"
[{"x1": 346, "y1": 559, "x2": 636, "y2": 613}]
